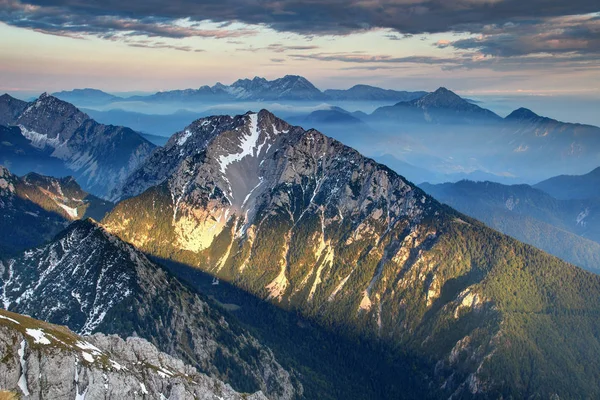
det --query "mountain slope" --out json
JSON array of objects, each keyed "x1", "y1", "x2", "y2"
[
  {"x1": 104, "y1": 109, "x2": 600, "y2": 398},
  {"x1": 0, "y1": 308, "x2": 267, "y2": 400},
  {"x1": 371, "y1": 87, "x2": 501, "y2": 124},
  {"x1": 324, "y1": 85, "x2": 427, "y2": 102},
  {"x1": 0, "y1": 93, "x2": 156, "y2": 198},
  {"x1": 0, "y1": 124, "x2": 72, "y2": 178},
  {"x1": 535, "y1": 167, "x2": 600, "y2": 200},
  {"x1": 0, "y1": 165, "x2": 113, "y2": 256},
  {"x1": 498, "y1": 109, "x2": 600, "y2": 177},
  {"x1": 0, "y1": 94, "x2": 27, "y2": 126},
  {"x1": 0, "y1": 219, "x2": 299, "y2": 399},
  {"x1": 420, "y1": 180, "x2": 600, "y2": 271}
]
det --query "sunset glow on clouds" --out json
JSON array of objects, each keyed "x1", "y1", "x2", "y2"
[{"x1": 0, "y1": 0, "x2": 598, "y2": 94}]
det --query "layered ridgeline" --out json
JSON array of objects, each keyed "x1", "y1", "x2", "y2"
[
  {"x1": 0, "y1": 219, "x2": 299, "y2": 399},
  {"x1": 105, "y1": 110, "x2": 600, "y2": 398},
  {"x1": 366, "y1": 89, "x2": 600, "y2": 182},
  {"x1": 0, "y1": 309, "x2": 266, "y2": 399},
  {"x1": 421, "y1": 180, "x2": 600, "y2": 272},
  {"x1": 56, "y1": 76, "x2": 428, "y2": 104},
  {"x1": 0, "y1": 166, "x2": 112, "y2": 255},
  {"x1": 0, "y1": 93, "x2": 155, "y2": 198},
  {"x1": 535, "y1": 166, "x2": 600, "y2": 200}
]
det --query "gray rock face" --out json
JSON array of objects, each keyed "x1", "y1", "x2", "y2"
[
  {"x1": 0, "y1": 309, "x2": 267, "y2": 400},
  {"x1": 0, "y1": 93, "x2": 156, "y2": 198},
  {"x1": 0, "y1": 219, "x2": 300, "y2": 399}
]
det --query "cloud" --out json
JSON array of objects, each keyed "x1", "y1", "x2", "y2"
[
  {"x1": 0, "y1": 0, "x2": 258, "y2": 39},
  {"x1": 0, "y1": 0, "x2": 598, "y2": 73},
  {"x1": 2, "y1": 0, "x2": 598, "y2": 37},
  {"x1": 289, "y1": 52, "x2": 459, "y2": 65},
  {"x1": 236, "y1": 43, "x2": 320, "y2": 52},
  {"x1": 436, "y1": 14, "x2": 600, "y2": 57}
]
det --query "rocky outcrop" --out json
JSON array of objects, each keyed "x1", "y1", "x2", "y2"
[{"x1": 0, "y1": 309, "x2": 267, "y2": 399}]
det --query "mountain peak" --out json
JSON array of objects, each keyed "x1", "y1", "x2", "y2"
[
  {"x1": 506, "y1": 107, "x2": 540, "y2": 120},
  {"x1": 410, "y1": 86, "x2": 468, "y2": 109}
]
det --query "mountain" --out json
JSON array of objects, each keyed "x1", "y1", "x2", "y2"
[
  {"x1": 498, "y1": 109, "x2": 600, "y2": 177},
  {"x1": 0, "y1": 93, "x2": 156, "y2": 198},
  {"x1": 137, "y1": 75, "x2": 326, "y2": 103},
  {"x1": 324, "y1": 85, "x2": 427, "y2": 102},
  {"x1": 0, "y1": 219, "x2": 299, "y2": 399},
  {"x1": 0, "y1": 308, "x2": 267, "y2": 399},
  {"x1": 0, "y1": 166, "x2": 112, "y2": 256},
  {"x1": 420, "y1": 180, "x2": 600, "y2": 271},
  {"x1": 52, "y1": 88, "x2": 123, "y2": 106},
  {"x1": 371, "y1": 87, "x2": 502, "y2": 124},
  {"x1": 535, "y1": 167, "x2": 600, "y2": 200},
  {"x1": 299, "y1": 107, "x2": 366, "y2": 125},
  {"x1": 104, "y1": 109, "x2": 600, "y2": 398},
  {"x1": 228, "y1": 75, "x2": 325, "y2": 101}
]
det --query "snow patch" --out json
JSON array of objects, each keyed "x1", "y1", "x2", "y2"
[
  {"x1": 577, "y1": 208, "x2": 590, "y2": 226},
  {"x1": 18, "y1": 340, "x2": 30, "y2": 396},
  {"x1": 25, "y1": 328, "x2": 51, "y2": 345},
  {"x1": 75, "y1": 340, "x2": 103, "y2": 355},
  {"x1": 177, "y1": 129, "x2": 192, "y2": 146},
  {"x1": 217, "y1": 113, "x2": 261, "y2": 176},
  {"x1": 0, "y1": 314, "x2": 20, "y2": 324},
  {"x1": 19, "y1": 125, "x2": 62, "y2": 149},
  {"x1": 81, "y1": 351, "x2": 95, "y2": 363},
  {"x1": 59, "y1": 203, "x2": 79, "y2": 218}
]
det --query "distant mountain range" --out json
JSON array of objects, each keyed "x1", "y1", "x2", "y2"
[
  {"x1": 53, "y1": 75, "x2": 429, "y2": 104},
  {"x1": 421, "y1": 179, "x2": 600, "y2": 271},
  {"x1": 0, "y1": 93, "x2": 155, "y2": 198}
]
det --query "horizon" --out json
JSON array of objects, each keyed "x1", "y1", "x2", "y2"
[{"x1": 3, "y1": 77, "x2": 600, "y2": 127}]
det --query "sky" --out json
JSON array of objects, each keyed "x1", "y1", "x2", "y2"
[{"x1": 0, "y1": 0, "x2": 599, "y2": 97}]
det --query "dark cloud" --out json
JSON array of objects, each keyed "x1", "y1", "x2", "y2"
[
  {"x1": 436, "y1": 15, "x2": 600, "y2": 57},
  {"x1": 2, "y1": 0, "x2": 598, "y2": 37}
]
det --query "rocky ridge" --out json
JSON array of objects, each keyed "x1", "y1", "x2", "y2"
[{"x1": 0, "y1": 308, "x2": 267, "y2": 399}]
